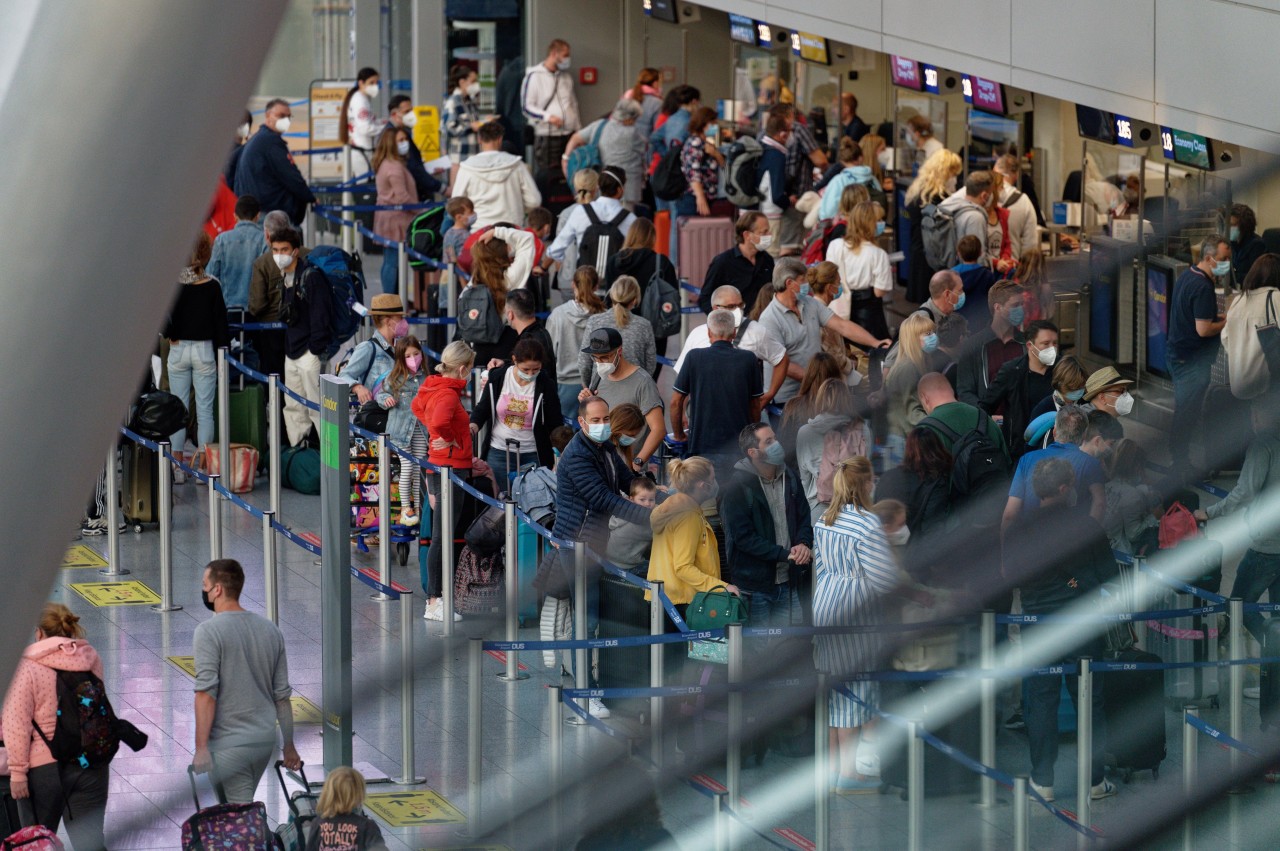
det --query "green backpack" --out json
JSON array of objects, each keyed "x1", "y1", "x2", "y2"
[{"x1": 281, "y1": 446, "x2": 321, "y2": 495}]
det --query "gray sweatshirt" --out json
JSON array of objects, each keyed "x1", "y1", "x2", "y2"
[
  {"x1": 795, "y1": 412, "x2": 871, "y2": 523},
  {"x1": 607, "y1": 514, "x2": 653, "y2": 570},
  {"x1": 1205, "y1": 430, "x2": 1280, "y2": 554},
  {"x1": 546, "y1": 300, "x2": 596, "y2": 385}
]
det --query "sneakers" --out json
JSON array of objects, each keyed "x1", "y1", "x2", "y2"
[
  {"x1": 832, "y1": 776, "x2": 880, "y2": 794},
  {"x1": 399, "y1": 512, "x2": 420, "y2": 527},
  {"x1": 1091, "y1": 779, "x2": 1118, "y2": 800},
  {"x1": 854, "y1": 742, "x2": 881, "y2": 778},
  {"x1": 588, "y1": 698, "x2": 611, "y2": 719},
  {"x1": 1030, "y1": 781, "x2": 1054, "y2": 802},
  {"x1": 422, "y1": 600, "x2": 462, "y2": 622},
  {"x1": 80, "y1": 518, "x2": 126, "y2": 537},
  {"x1": 1245, "y1": 686, "x2": 1261, "y2": 700},
  {"x1": 1004, "y1": 711, "x2": 1026, "y2": 731}
]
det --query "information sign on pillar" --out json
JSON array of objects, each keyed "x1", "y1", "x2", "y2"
[{"x1": 320, "y1": 374, "x2": 354, "y2": 771}]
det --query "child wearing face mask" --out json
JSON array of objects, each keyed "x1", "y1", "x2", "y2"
[
  {"x1": 443, "y1": 197, "x2": 476, "y2": 265},
  {"x1": 377, "y1": 336, "x2": 429, "y2": 526}
]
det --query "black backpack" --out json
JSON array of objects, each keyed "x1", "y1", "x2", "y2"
[
  {"x1": 407, "y1": 204, "x2": 446, "y2": 268},
  {"x1": 457, "y1": 284, "x2": 503, "y2": 345},
  {"x1": 922, "y1": 408, "x2": 1011, "y2": 529},
  {"x1": 34, "y1": 670, "x2": 121, "y2": 769},
  {"x1": 639, "y1": 254, "x2": 682, "y2": 338},
  {"x1": 579, "y1": 207, "x2": 630, "y2": 272},
  {"x1": 651, "y1": 142, "x2": 688, "y2": 201}
]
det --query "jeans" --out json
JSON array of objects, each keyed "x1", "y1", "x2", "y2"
[
  {"x1": 1024, "y1": 659, "x2": 1106, "y2": 788},
  {"x1": 380, "y1": 244, "x2": 400, "y2": 295},
  {"x1": 424, "y1": 470, "x2": 467, "y2": 598},
  {"x1": 558, "y1": 383, "x2": 583, "y2": 424},
  {"x1": 167, "y1": 339, "x2": 217, "y2": 452},
  {"x1": 485, "y1": 443, "x2": 519, "y2": 493},
  {"x1": 744, "y1": 581, "x2": 798, "y2": 628},
  {"x1": 28, "y1": 761, "x2": 110, "y2": 850},
  {"x1": 1231, "y1": 548, "x2": 1280, "y2": 645},
  {"x1": 1167, "y1": 353, "x2": 1213, "y2": 474}
]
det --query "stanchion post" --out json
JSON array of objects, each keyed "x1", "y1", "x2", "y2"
[
  {"x1": 150, "y1": 442, "x2": 181, "y2": 613},
  {"x1": 441, "y1": 471, "x2": 456, "y2": 635},
  {"x1": 217, "y1": 347, "x2": 230, "y2": 484},
  {"x1": 447, "y1": 265, "x2": 459, "y2": 320},
  {"x1": 679, "y1": 280, "x2": 691, "y2": 351},
  {"x1": 1229, "y1": 597, "x2": 1244, "y2": 781},
  {"x1": 1013, "y1": 775, "x2": 1029, "y2": 851},
  {"x1": 498, "y1": 500, "x2": 528, "y2": 681},
  {"x1": 397, "y1": 240, "x2": 410, "y2": 310},
  {"x1": 814, "y1": 673, "x2": 830, "y2": 851},
  {"x1": 548, "y1": 684, "x2": 563, "y2": 851},
  {"x1": 468, "y1": 638, "x2": 483, "y2": 836},
  {"x1": 712, "y1": 790, "x2": 730, "y2": 851},
  {"x1": 207, "y1": 473, "x2": 222, "y2": 562},
  {"x1": 574, "y1": 541, "x2": 588, "y2": 693},
  {"x1": 1076, "y1": 657, "x2": 1093, "y2": 851},
  {"x1": 1183, "y1": 705, "x2": 1198, "y2": 851},
  {"x1": 374, "y1": 434, "x2": 393, "y2": 602},
  {"x1": 262, "y1": 510, "x2": 278, "y2": 625},
  {"x1": 649, "y1": 580, "x2": 665, "y2": 771},
  {"x1": 101, "y1": 441, "x2": 128, "y2": 577},
  {"x1": 397, "y1": 588, "x2": 424, "y2": 785},
  {"x1": 268, "y1": 374, "x2": 282, "y2": 518},
  {"x1": 907, "y1": 718, "x2": 924, "y2": 851},
  {"x1": 341, "y1": 145, "x2": 355, "y2": 255},
  {"x1": 980, "y1": 609, "x2": 996, "y2": 808},
  {"x1": 726, "y1": 622, "x2": 743, "y2": 824}
]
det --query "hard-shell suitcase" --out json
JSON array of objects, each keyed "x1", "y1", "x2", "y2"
[
  {"x1": 1260, "y1": 618, "x2": 1280, "y2": 731},
  {"x1": 181, "y1": 766, "x2": 277, "y2": 850},
  {"x1": 505, "y1": 439, "x2": 543, "y2": 626},
  {"x1": 597, "y1": 574, "x2": 655, "y2": 718},
  {"x1": 1144, "y1": 591, "x2": 1220, "y2": 704},
  {"x1": 227, "y1": 383, "x2": 267, "y2": 459},
  {"x1": 677, "y1": 216, "x2": 734, "y2": 289},
  {"x1": 1103, "y1": 648, "x2": 1166, "y2": 781},
  {"x1": 879, "y1": 679, "x2": 981, "y2": 797},
  {"x1": 121, "y1": 441, "x2": 160, "y2": 529}
]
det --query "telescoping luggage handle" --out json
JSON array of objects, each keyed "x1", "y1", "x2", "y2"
[
  {"x1": 188, "y1": 758, "x2": 230, "y2": 811},
  {"x1": 275, "y1": 760, "x2": 313, "y2": 818}
]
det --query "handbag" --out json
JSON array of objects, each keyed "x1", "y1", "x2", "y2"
[
  {"x1": 1257, "y1": 290, "x2": 1280, "y2": 385},
  {"x1": 463, "y1": 503, "x2": 506, "y2": 557},
  {"x1": 352, "y1": 399, "x2": 389, "y2": 434},
  {"x1": 686, "y1": 586, "x2": 748, "y2": 631}
]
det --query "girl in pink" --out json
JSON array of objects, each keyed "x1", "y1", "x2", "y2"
[{"x1": 2, "y1": 603, "x2": 110, "y2": 849}]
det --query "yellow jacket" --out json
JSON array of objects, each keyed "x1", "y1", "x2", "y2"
[{"x1": 646, "y1": 493, "x2": 722, "y2": 605}]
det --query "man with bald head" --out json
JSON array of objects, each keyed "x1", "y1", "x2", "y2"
[
  {"x1": 915, "y1": 269, "x2": 966, "y2": 325},
  {"x1": 918, "y1": 371, "x2": 1008, "y2": 459},
  {"x1": 674, "y1": 284, "x2": 790, "y2": 409}
]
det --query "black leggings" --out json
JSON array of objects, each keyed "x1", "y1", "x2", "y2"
[
  {"x1": 849, "y1": 293, "x2": 890, "y2": 342},
  {"x1": 28, "y1": 762, "x2": 109, "y2": 851},
  {"x1": 425, "y1": 471, "x2": 468, "y2": 598}
]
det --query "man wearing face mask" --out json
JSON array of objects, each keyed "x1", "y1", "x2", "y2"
[
  {"x1": 957, "y1": 281, "x2": 1025, "y2": 407},
  {"x1": 1001, "y1": 405, "x2": 1106, "y2": 534},
  {"x1": 914, "y1": 269, "x2": 966, "y2": 325},
  {"x1": 545, "y1": 395, "x2": 651, "y2": 717},
  {"x1": 193, "y1": 559, "x2": 300, "y2": 802},
  {"x1": 1167, "y1": 235, "x2": 1228, "y2": 479},
  {"x1": 381, "y1": 95, "x2": 443, "y2": 201},
  {"x1": 979, "y1": 319, "x2": 1059, "y2": 460},
  {"x1": 344, "y1": 294, "x2": 406, "y2": 404},
  {"x1": 578, "y1": 328, "x2": 665, "y2": 473},
  {"x1": 674, "y1": 285, "x2": 789, "y2": 409},
  {"x1": 522, "y1": 39, "x2": 581, "y2": 190},
  {"x1": 274, "y1": 230, "x2": 333, "y2": 447},
  {"x1": 248, "y1": 212, "x2": 308, "y2": 379},
  {"x1": 1080, "y1": 366, "x2": 1135, "y2": 418},
  {"x1": 721, "y1": 422, "x2": 815, "y2": 627},
  {"x1": 698, "y1": 212, "x2": 777, "y2": 315},
  {"x1": 234, "y1": 99, "x2": 316, "y2": 226}
]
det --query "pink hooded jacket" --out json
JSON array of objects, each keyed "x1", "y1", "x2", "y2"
[{"x1": 1, "y1": 637, "x2": 104, "y2": 782}]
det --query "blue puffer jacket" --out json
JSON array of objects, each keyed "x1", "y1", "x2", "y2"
[{"x1": 551, "y1": 431, "x2": 651, "y2": 557}]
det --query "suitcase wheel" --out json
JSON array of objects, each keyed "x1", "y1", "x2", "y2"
[
  {"x1": 396, "y1": 542, "x2": 409, "y2": 566},
  {"x1": 131, "y1": 522, "x2": 144, "y2": 534}
]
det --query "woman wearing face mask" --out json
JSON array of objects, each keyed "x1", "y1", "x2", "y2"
[
  {"x1": 443, "y1": 64, "x2": 487, "y2": 190},
  {"x1": 817, "y1": 138, "x2": 886, "y2": 222},
  {"x1": 796, "y1": 378, "x2": 872, "y2": 524},
  {"x1": 607, "y1": 403, "x2": 647, "y2": 471},
  {"x1": 802, "y1": 263, "x2": 861, "y2": 390},
  {"x1": 339, "y1": 67, "x2": 381, "y2": 167},
  {"x1": 470, "y1": 338, "x2": 562, "y2": 487},
  {"x1": 648, "y1": 456, "x2": 738, "y2": 614},
  {"x1": 903, "y1": 149, "x2": 962, "y2": 303},
  {"x1": 875, "y1": 426, "x2": 954, "y2": 581},
  {"x1": 372, "y1": 127, "x2": 420, "y2": 295},
  {"x1": 984, "y1": 171, "x2": 1016, "y2": 275},
  {"x1": 577, "y1": 276, "x2": 656, "y2": 384},
  {"x1": 376, "y1": 336, "x2": 429, "y2": 525},
  {"x1": 859, "y1": 133, "x2": 894, "y2": 194},
  {"x1": 2, "y1": 604, "x2": 111, "y2": 849},
  {"x1": 885, "y1": 313, "x2": 940, "y2": 464},
  {"x1": 1025, "y1": 356, "x2": 1090, "y2": 448},
  {"x1": 411, "y1": 341, "x2": 476, "y2": 622},
  {"x1": 345, "y1": 294, "x2": 407, "y2": 404},
  {"x1": 826, "y1": 201, "x2": 892, "y2": 341}
]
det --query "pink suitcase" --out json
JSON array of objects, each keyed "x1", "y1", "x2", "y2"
[{"x1": 677, "y1": 216, "x2": 734, "y2": 289}]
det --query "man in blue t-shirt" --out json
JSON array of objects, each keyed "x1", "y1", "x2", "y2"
[
  {"x1": 1166, "y1": 236, "x2": 1227, "y2": 477},
  {"x1": 1001, "y1": 406, "x2": 1119, "y2": 534}
]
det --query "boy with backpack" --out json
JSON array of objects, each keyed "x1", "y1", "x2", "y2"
[
  {"x1": 274, "y1": 230, "x2": 334, "y2": 447},
  {"x1": 756, "y1": 114, "x2": 791, "y2": 258},
  {"x1": 925, "y1": 171, "x2": 993, "y2": 269}
]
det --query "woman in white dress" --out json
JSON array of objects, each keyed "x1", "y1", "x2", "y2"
[{"x1": 813, "y1": 455, "x2": 930, "y2": 792}]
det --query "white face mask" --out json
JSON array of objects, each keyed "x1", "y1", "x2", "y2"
[
  {"x1": 466, "y1": 82, "x2": 482, "y2": 97},
  {"x1": 944, "y1": 175, "x2": 957, "y2": 194},
  {"x1": 363, "y1": 82, "x2": 380, "y2": 99},
  {"x1": 274, "y1": 115, "x2": 292, "y2": 134},
  {"x1": 556, "y1": 57, "x2": 572, "y2": 71},
  {"x1": 273, "y1": 253, "x2": 294, "y2": 271},
  {"x1": 877, "y1": 148, "x2": 893, "y2": 171},
  {"x1": 754, "y1": 233, "x2": 773, "y2": 251},
  {"x1": 728, "y1": 308, "x2": 744, "y2": 329},
  {"x1": 886, "y1": 526, "x2": 911, "y2": 547},
  {"x1": 237, "y1": 122, "x2": 250, "y2": 140},
  {"x1": 396, "y1": 140, "x2": 411, "y2": 156},
  {"x1": 1035, "y1": 345, "x2": 1057, "y2": 367},
  {"x1": 595, "y1": 361, "x2": 617, "y2": 379},
  {"x1": 1114, "y1": 391, "x2": 1134, "y2": 417},
  {"x1": 402, "y1": 110, "x2": 418, "y2": 128}
]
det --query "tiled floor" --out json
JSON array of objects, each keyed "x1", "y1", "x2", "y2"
[{"x1": 43, "y1": 444, "x2": 1280, "y2": 849}]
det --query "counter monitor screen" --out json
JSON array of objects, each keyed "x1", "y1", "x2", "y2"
[
  {"x1": 969, "y1": 76, "x2": 1004, "y2": 114},
  {"x1": 1170, "y1": 129, "x2": 1212, "y2": 170},
  {"x1": 728, "y1": 14, "x2": 755, "y2": 44},
  {"x1": 1075, "y1": 105, "x2": 1114, "y2": 144},
  {"x1": 645, "y1": 0, "x2": 678, "y2": 22},
  {"x1": 793, "y1": 31, "x2": 830, "y2": 64},
  {"x1": 890, "y1": 55, "x2": 922, "y2": 91}
]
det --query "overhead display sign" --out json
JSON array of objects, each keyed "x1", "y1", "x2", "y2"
[
  {"x1": 644, "y1": 0, "x2": 678, "y2": 22},
  {"x1": 755, "y1": 21, "x2": 773, "y2": 47},
  {"x1": 1113, "y1": 114, "x2": 1135, "y2": 147},
  {"x1": 791, "y1": 31, "x2": 830, "y2": 64},
  {"x1": 728, "y1": 13, "x2": 755, "y2": 44},
  {"x1": 1171, "y1": 129, "x2": 1211, "y2": 169},
  {"x1": 969, "y1": 76, "x2": 1004, "y2": 114},
  {"x1": 921, "y1": 64, "x2": 941, "y2": 95},
  {"x1": 890, "y1": 55, "x2": 922, "y2": 91}
]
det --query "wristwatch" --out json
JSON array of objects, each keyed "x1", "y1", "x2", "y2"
[{"x1": 634, "y1": 456, "x2": 647, "y2": 467}]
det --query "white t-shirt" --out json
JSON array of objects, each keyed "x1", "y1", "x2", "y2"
[
  {"x1": 826, "y1": 238, "x2": 892, "y2": 319},
  {"x1": 673, "y1": 320, "x2": 787, "y2": 373},
  {"x1": 489, "y1": 369, "x2": 538, "y2": 456}
]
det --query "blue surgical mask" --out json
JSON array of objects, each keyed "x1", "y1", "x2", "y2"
[
  {"x1": 1066, "y1": 388, "x2": 1086, "y2": 402},
  {"x1": 875, "y1": 221, "x2": 886, "y2": 236},
  {"x1": 586, "y1": 423, "x2": 611, "y2": 443},
  {"x1": 619, "y1": 434, "x2": 637, "y2": 447},
  {"x1": 515, "y1": 368, "x2": 538, "y2": 382},
  {"x1": 762, "y1": 440, "x2": 786, "y2": 465},
  {"x1": 1214, "y1": 259, "x2": 1231, "y2": 277},
  {"x1": 1230, "y1": 225, "x2": 1240, "y2": 243},
  {"x1": 702, "y1": 481, "x2": 720, "y2": 502},
  {"x1": 1007, "y1": 305, "x2": 1025, "y2": 326},
  {"x1": 799, "y1": 283, "x2": 812, "y2": 297},
  {"x1": 833, "y1": 286, "x2": 844, "y2": 300},
  {"x1": 954, "y1": 292, "x2": 966, "y2": 310},
  {"x1": 921, "y1": 332, "x2": 939, "y2": 353}
]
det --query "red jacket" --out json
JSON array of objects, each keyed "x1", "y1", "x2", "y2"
[{"x1": 411, "y1": 375, "x2": 472, "y2": 469}]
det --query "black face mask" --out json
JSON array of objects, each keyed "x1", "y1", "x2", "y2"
[{"x1": 201, "y1": 589, "x2": 215, "y2": 612}]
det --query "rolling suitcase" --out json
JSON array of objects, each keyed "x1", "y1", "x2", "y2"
[
  {"x1": 677, "y1": 217, "x2": 734, "y2": 289},
  {"x1": 1144, "y1": 591, "x2": 1220, "y2": 704},
  {"x1": 879, "y1": 679, "x2": 980, "y2": 797},
  {"x1": 1260, "y1": 619, "x2": 1280, "y2": 731},
  {"x1": 181, "y1": 766, "x2": 275, "y2": 850},
  {"x1": 273, "y1": 761, "x2": 317, "y2": 851},
  {"x1": 1103, "y1": 648, "x2": 1166, "y2": 781},
  {"x1": 504, "y1": 440, "x2": 543, "y2": 626},
  {"x1": 597, "y1": 574, "x2": 654, "y2": 718},
  {"x1": 121, "y1": 441, "x2": 160, "y2": 530}
]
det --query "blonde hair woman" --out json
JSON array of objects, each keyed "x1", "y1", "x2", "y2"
[
  {"x1": 813, "y1": 457, "x2": 930, "y2": 792},
  {"x1": 904, "y1": 148, "x2": 963, "y2": 302},
  {"x1": 647, "y1": 456, "x2": 738, "y2": 610},
  {"x1": 311, "y1": 766, "x2": 385, "y2": 848},
  {"x1": 576, "y1": 275, "x2": 656, "y2": 385},
  {"x1": 826, "y1": 201, "x2": 892, "y2": 339},
  {"x1": 884, "y1": 313, "x2": 938, "y2": 459}
]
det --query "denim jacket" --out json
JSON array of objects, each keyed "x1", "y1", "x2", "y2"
[
  {"x1": 376, "y1": 371, "x2": 427, "y2": 448},
  {"x1": 343, "y1": 333, "x2": 395, "y2": 391}
]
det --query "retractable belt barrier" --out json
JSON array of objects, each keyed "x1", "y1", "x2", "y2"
[{"x1": 1184, "y1": 712, "x2": 1263, "y2": 759}]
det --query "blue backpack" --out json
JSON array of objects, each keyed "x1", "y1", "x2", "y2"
[
  {"x1": 565, "y1": 120, "x2": 606, "y2": 185},
  {"x1": 306, "y1": 245, "x2": 366, "y2": 361}
]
